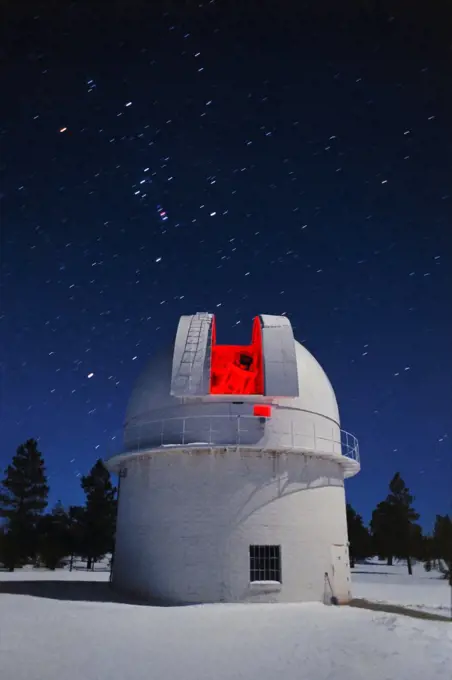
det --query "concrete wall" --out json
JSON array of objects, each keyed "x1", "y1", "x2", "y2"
[{"x1": 112, "y1": 449, "x2": 351, "y2": 604}]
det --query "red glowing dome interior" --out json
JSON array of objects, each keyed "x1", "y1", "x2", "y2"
[{"x1": 209, "y1": 317, "x2": 264, "y2": 395}]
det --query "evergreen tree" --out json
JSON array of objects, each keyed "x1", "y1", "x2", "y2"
[
  {"x1": 0, "y1": 439, "x2": 49, "y2": 569},
  {"x1": 66, "y1": 504, "x2": 86, "y2": 561},
  {"x1": 79, "y1": 459, "x2": 117, "y2": 569},
  {"x1": 386, "y1": 472, "x2": 420, "y2": 575},
  {"x1": 425, "y1": 514, "x2": 452, "y2": 583},
  {"x1": 37, "y1": 501, "x2": 72, "y2": 570},
  {"x1": 346, "y1": 503, "x2": 371, "y2": 567},
  {"x1": 0, "y1": 523, "x2": 6, "y2": 567},
  {"x1": 410, "y1": 523, "x2": 425, "y2": 561},
  {"x1": 422, "y1": 532, "x2": 435, "y2": 563},
  {"x1": 371, "y1": 472, "x2": 419, "y2": 574},
  {"x1": 370, "y1": 500, "x2": 395, "y2": 564}
]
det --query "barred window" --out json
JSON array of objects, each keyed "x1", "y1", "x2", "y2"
[{"x1": 249, "y1": 545, "x2": 281, "y2": 583}]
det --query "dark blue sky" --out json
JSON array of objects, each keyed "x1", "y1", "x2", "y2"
[{"x1": 2, "y1": 1, "x2": 451, "y2": 528}]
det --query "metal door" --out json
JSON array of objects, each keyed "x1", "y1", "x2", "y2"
[{"x1": 330, "y1": 544, "x2": 351, "y2": 603}]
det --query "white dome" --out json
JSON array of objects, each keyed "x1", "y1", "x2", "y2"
[
  {"x1": 117, "y1": 313, "x2": 359, "y2": 481},
  {"x1": 125, "y1": 346, "x2": 176, "y2": 427},
  {"x1": 290, "y1": 341, "x2": 340, "y2": 425},
  {"x1": 126, "y1": 340, "x2": 340, "y2": 428}
]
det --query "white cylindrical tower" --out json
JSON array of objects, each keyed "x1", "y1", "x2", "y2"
[{"x1": 107, "y1": 313, "x2": 360, "y2": 605}]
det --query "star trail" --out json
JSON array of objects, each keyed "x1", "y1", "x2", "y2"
[{"x1": 1, "y1": 1, "x2": 451, "y2": 524}]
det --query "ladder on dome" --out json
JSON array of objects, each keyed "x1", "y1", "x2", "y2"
[{"x1": 174, "y1": 313, "x2": 212, "y2": 396}]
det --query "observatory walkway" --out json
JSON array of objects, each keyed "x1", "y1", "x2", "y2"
[{"x1": 117, "y1": 412, "x2": 360, "y2": 473}]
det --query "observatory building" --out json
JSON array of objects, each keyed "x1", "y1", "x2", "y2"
[{"x1": 107, "y1": 313, "x2": 360, "y2": 604}]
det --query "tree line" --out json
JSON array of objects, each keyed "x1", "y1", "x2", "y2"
[
  {"x1": 0, "y1": 439, "x2": 450, "y2": 583},
  {"x1": 347, "y1": 472, "x2": 451, "y2": 583},
  {"x1": 0, "y1": 439, "x2": 117, "y2": 571}
]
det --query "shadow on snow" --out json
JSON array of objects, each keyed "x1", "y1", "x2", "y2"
[{"x1": 0, "y1": 579, "x2": 171, "y2": 607}]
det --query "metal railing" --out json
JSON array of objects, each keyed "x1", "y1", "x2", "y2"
[{"x1": 121, "y1": 413, "x2": 360, "y2": 466}]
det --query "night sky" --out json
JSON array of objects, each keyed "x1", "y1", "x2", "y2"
[{"x1": 2, "y1": 1, "x2": 451, "y2": 527}]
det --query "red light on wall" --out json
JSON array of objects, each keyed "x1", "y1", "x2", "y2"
[{"x1": 253, "y1": 404, "x2": 272, "y2": 418}]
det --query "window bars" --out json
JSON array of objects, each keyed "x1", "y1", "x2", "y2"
[{"x1": 249, "y1": 545, "x2": 281, "y2": 583}]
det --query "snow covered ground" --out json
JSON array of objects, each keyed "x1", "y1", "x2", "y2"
[
  {"x1": 0, "y1": 562, "x2": 451, "y2": 680},
  {"x1": 352, "y1": 559, "x2": 451, "y2": 618}
]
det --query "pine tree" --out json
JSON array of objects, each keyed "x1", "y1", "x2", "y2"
[
  {"x1": 370, "y1": 500, "x2": 395, "y2": 564},
  {"x1": 410, "y1": 523, "x2": 425, "y2": 561},
  {"x1": 371, "y1": 472, "x2": 419, "y2": 575},
  {"x1": 425, "y1": 514, "x2": 452, "y2": 583},
  {"x1": 38, "y1": 501, "x2": 72, "y2": 570},
  {"x1": 67, "y1": 505, "x2": 86, "y2": 563},
  {"x1": 79, "y1": 459, "x2": 117, "y2": 569},
  {"x1": 0, "y1": 523, "x2": 6, "y2": 566},
  {"x1": 386, "y1": 472, "x2": 420, "y2": 575},
  {"x1": 0, "y1": 439, "x2": 49, "y2": 569},
  {"x1": 346, "y1": 503, "x2": 371, "y2": 567}
]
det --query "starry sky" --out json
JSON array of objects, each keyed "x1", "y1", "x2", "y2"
[{"x1": 2, "y1": 1, "x2": 451, "y2": 528}]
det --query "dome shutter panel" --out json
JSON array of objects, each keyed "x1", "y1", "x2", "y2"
[
  {"x1": 170, "y1": 313, "x2": 213, "y2": 397},
  {"x1": 259, "y1": 315, "x2": 299, "y2": 397}
]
